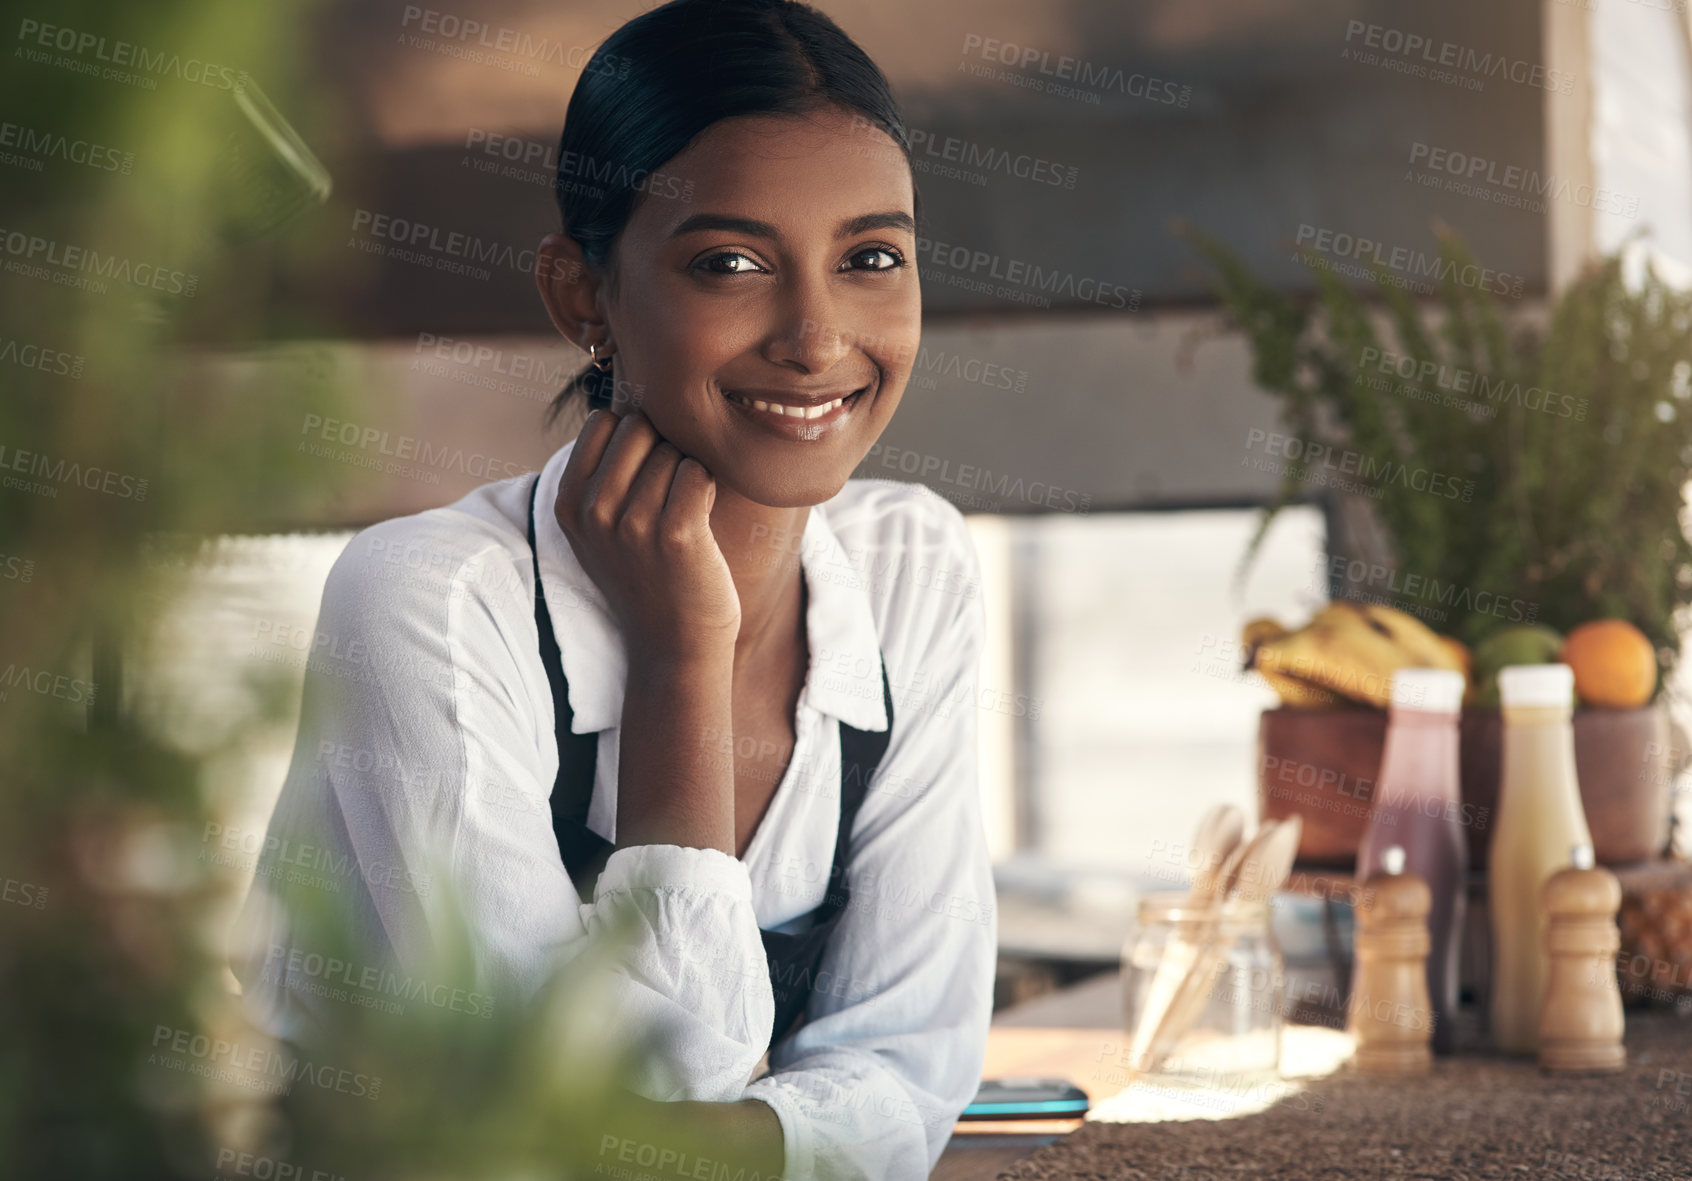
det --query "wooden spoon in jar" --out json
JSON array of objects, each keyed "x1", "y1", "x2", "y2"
[
  {"x1": 1124, "y1": 805, "x2": 1245, "y2": 1073},
  {"x1": 1188, "y1": 803, "x2": 1246, "y2": 903},
  {"x1": 1140, "y1": 816, "x2": 1304, "y2": 1075}
]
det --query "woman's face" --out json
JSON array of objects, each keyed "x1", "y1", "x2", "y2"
[{"x1": 595, "y1": 105, "x2": 920, "y2": 508}]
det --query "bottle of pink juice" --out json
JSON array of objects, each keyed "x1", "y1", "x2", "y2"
[{"x1": 1356, "y1": 668, "x2": 1469, "y2": 1055}]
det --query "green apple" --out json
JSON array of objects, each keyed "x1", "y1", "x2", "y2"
[{"x1": 1472, "y1": 624, "x2": 1567, "y2": 707}]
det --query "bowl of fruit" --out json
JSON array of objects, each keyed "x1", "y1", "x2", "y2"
[{"x1": 1247, "y1": 604, "x2": 1677, "y2": 869}]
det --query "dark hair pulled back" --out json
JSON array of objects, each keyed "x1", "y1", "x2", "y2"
[{"x1": 544, "y1": 0, "x2": 921, "y2": 429}]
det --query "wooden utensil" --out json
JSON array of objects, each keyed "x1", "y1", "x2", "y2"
[
  {"x1": 1132, "y1": 817, "x2": 1304, "y2": 1077},
  {"x1": 1123, "y1": 806, "x2": 1245, "y2": 1073},
  {"x1": 1143, "y1": 818, "x2": 1285, "y2": 1069},
  {"x1": 1225, "y1": 815, "x2": 1302, "y2": 903},
  {"x1": 1189, "y1": 803, "x2": 1246, "y2": 902}
]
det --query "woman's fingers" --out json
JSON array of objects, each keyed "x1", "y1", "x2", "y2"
[
  {"x1": 579, "y1": 410, "x2": 659, "y2": 529},
  {"x1": 663, "y1": 456, "x2": 717, "y2": 536},
  {"x1": 555, "y1": 407, "x2": 619, "y2": 523},
  {"x1": 621, "y1": 441, "x2": 684, "y2": 533},
  {"x1": 550, "y1": 413, "x2": 739, "y2": 653}
]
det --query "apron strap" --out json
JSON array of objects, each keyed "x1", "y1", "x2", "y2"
[
  {"x1": 528, "y1": 474, "x2": 615, "y2": 895},
  {"x1": 822, "y1": 664, "x2": 894, "y2": 920}
]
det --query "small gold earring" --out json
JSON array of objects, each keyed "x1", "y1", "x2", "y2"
[{"x1": 588, "y1": 341, "x2": 613, "y2": 372}]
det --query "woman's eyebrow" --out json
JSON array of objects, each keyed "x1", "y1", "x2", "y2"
[{"x1": 668, "y1": 210, "x2": 915, "y2": 240}]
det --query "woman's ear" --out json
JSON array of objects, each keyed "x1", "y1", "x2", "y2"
[{"x1": 534, "y1": 232, "x2": 605, "y2": 347}]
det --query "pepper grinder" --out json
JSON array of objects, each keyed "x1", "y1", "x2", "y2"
[
  {"x1": 1538, "y1": 843, "x2": 1627, "y2": 1073},
  {"x1": 1347, "y1": 846, "x2": 1434, "y2": 1075}
]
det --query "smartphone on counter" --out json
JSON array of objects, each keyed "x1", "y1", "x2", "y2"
[{"x1": 959, "y1": 1077, "x2": 1089, "y2": 1121}]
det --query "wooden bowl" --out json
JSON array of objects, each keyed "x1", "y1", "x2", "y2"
[{"x1": 1257, "y1": 704, "x2": 1673, "y2": 869}]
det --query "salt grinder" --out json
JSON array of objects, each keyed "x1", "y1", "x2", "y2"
[
  {"x1": 1348, "y1": 846, "x2": 1433, "y2": 1075},
  {"x1": 1538, "y1": 843, "x2": 1627, "y2": 1073}
]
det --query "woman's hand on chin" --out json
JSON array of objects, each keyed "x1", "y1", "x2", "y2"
[{"x1": 556, "y1": 407, "x2": 741, "y2": 663}]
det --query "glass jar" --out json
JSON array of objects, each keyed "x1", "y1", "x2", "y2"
[{"x1": 1119, "y1": 892, "x2": 1284, "y2": 1093}]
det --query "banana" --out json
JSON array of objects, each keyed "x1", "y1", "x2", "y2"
[
  {"x1": 1240, "y1": 617, "x2": 1289, "y2": 668},
  {"x1": 1355, "y1": 601, "x2": 1458, "y2": 670},
  {"x1": 1252, "y1": 600, "x2": 1465, "y2": 707},
  {"x1": 1241, "y1": 616, "x2": 1343, "y2": 706},
  {"x1": 1256, "y1": 666, "x2": 1345, "y2": 707}
]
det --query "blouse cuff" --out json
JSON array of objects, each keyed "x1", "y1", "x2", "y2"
[
  {"x1": 741, "y1": 1077, "x2": 813, "y2": 1181},
  {"x1": 592, "y1": 843, "x2": 754, "y2": 905}
]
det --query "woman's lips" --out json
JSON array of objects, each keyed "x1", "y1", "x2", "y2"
[{"x1": 722, "y1": 385, "x2": 867, "y2": 437}]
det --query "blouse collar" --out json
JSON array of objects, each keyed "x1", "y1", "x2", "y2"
[{"x1": 531, "y1": 437, "x2": 890, "y2": 735}]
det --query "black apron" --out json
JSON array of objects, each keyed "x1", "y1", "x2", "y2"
[{"x1": 525, "y1": 474, "x2": 895, "y2": 1044}]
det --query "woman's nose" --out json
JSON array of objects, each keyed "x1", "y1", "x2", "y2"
[{"x1": 761, "y1": 283, "x2": 859, "y2": 376}]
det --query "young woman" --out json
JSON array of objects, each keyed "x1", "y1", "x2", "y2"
[{"x1": 232, "y1": 1, "x2": 995, "y2": 1177}]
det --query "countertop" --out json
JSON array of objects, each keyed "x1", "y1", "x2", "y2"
[{"x1": 935, "y1": 971, "x2": 1692, "y2": 1180}]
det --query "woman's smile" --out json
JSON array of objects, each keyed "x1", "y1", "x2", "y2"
[{"x1": 720, "y1": 379, "x2": 873, "y2": 440}]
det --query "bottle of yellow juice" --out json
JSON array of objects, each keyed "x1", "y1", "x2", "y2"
[{"x1": 1488, "y1": 663, "x2": 1592, "y2": 1053}]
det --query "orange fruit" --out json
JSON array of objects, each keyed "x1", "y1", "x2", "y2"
[{"x1": 1560, "y1": 619, "x2": 1658, "y2": 708}]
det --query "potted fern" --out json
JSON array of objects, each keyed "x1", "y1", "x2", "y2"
[{"x1": 1180, "y1": 224, "x2": 1692, "y2": 870}]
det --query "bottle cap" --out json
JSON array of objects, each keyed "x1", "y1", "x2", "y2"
[
  {"x1": 1382, "y1": 846, "x2": 1406, "y2": 875},
  {"x1": 1391, "y1": 668, "x2": 1466, "y2": 714},
  {"x1": 1498, "y1": 663, "x2": 1576, "y2": 709},
  {"x1": 1571, "y1": 843, "x2": 1595, "y2": 870}
]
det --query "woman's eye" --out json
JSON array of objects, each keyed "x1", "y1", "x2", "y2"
[
  {"x1": 696, "y1": 251, "x2": 765, "y2": 275},
  {"x1": 847, "y1": 246, "x2": 906, "y2": 272},
  {"x1": 693, "y1": 246, "x2": 906, "y2": 276}
]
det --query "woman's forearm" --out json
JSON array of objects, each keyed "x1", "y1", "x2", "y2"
[
  {"x1": 596, "y1": 1093, "x2": 786, "y2": 1179},
  {"x1": 616, "y1": 645, "x2": 736, "y2": 854}
]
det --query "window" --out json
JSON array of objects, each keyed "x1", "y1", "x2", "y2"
[{"x1": 976, "y1": 505, "x2": 1329, "y2": 961}]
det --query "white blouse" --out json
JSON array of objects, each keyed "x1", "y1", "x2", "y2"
[{"x1": 228, "y1": 434, "x2": 997, "y2": 1180}]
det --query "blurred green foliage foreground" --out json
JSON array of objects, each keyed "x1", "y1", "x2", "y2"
[{"x1": 0, "y1": 3, "x2": 726, "y2": 1178}]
